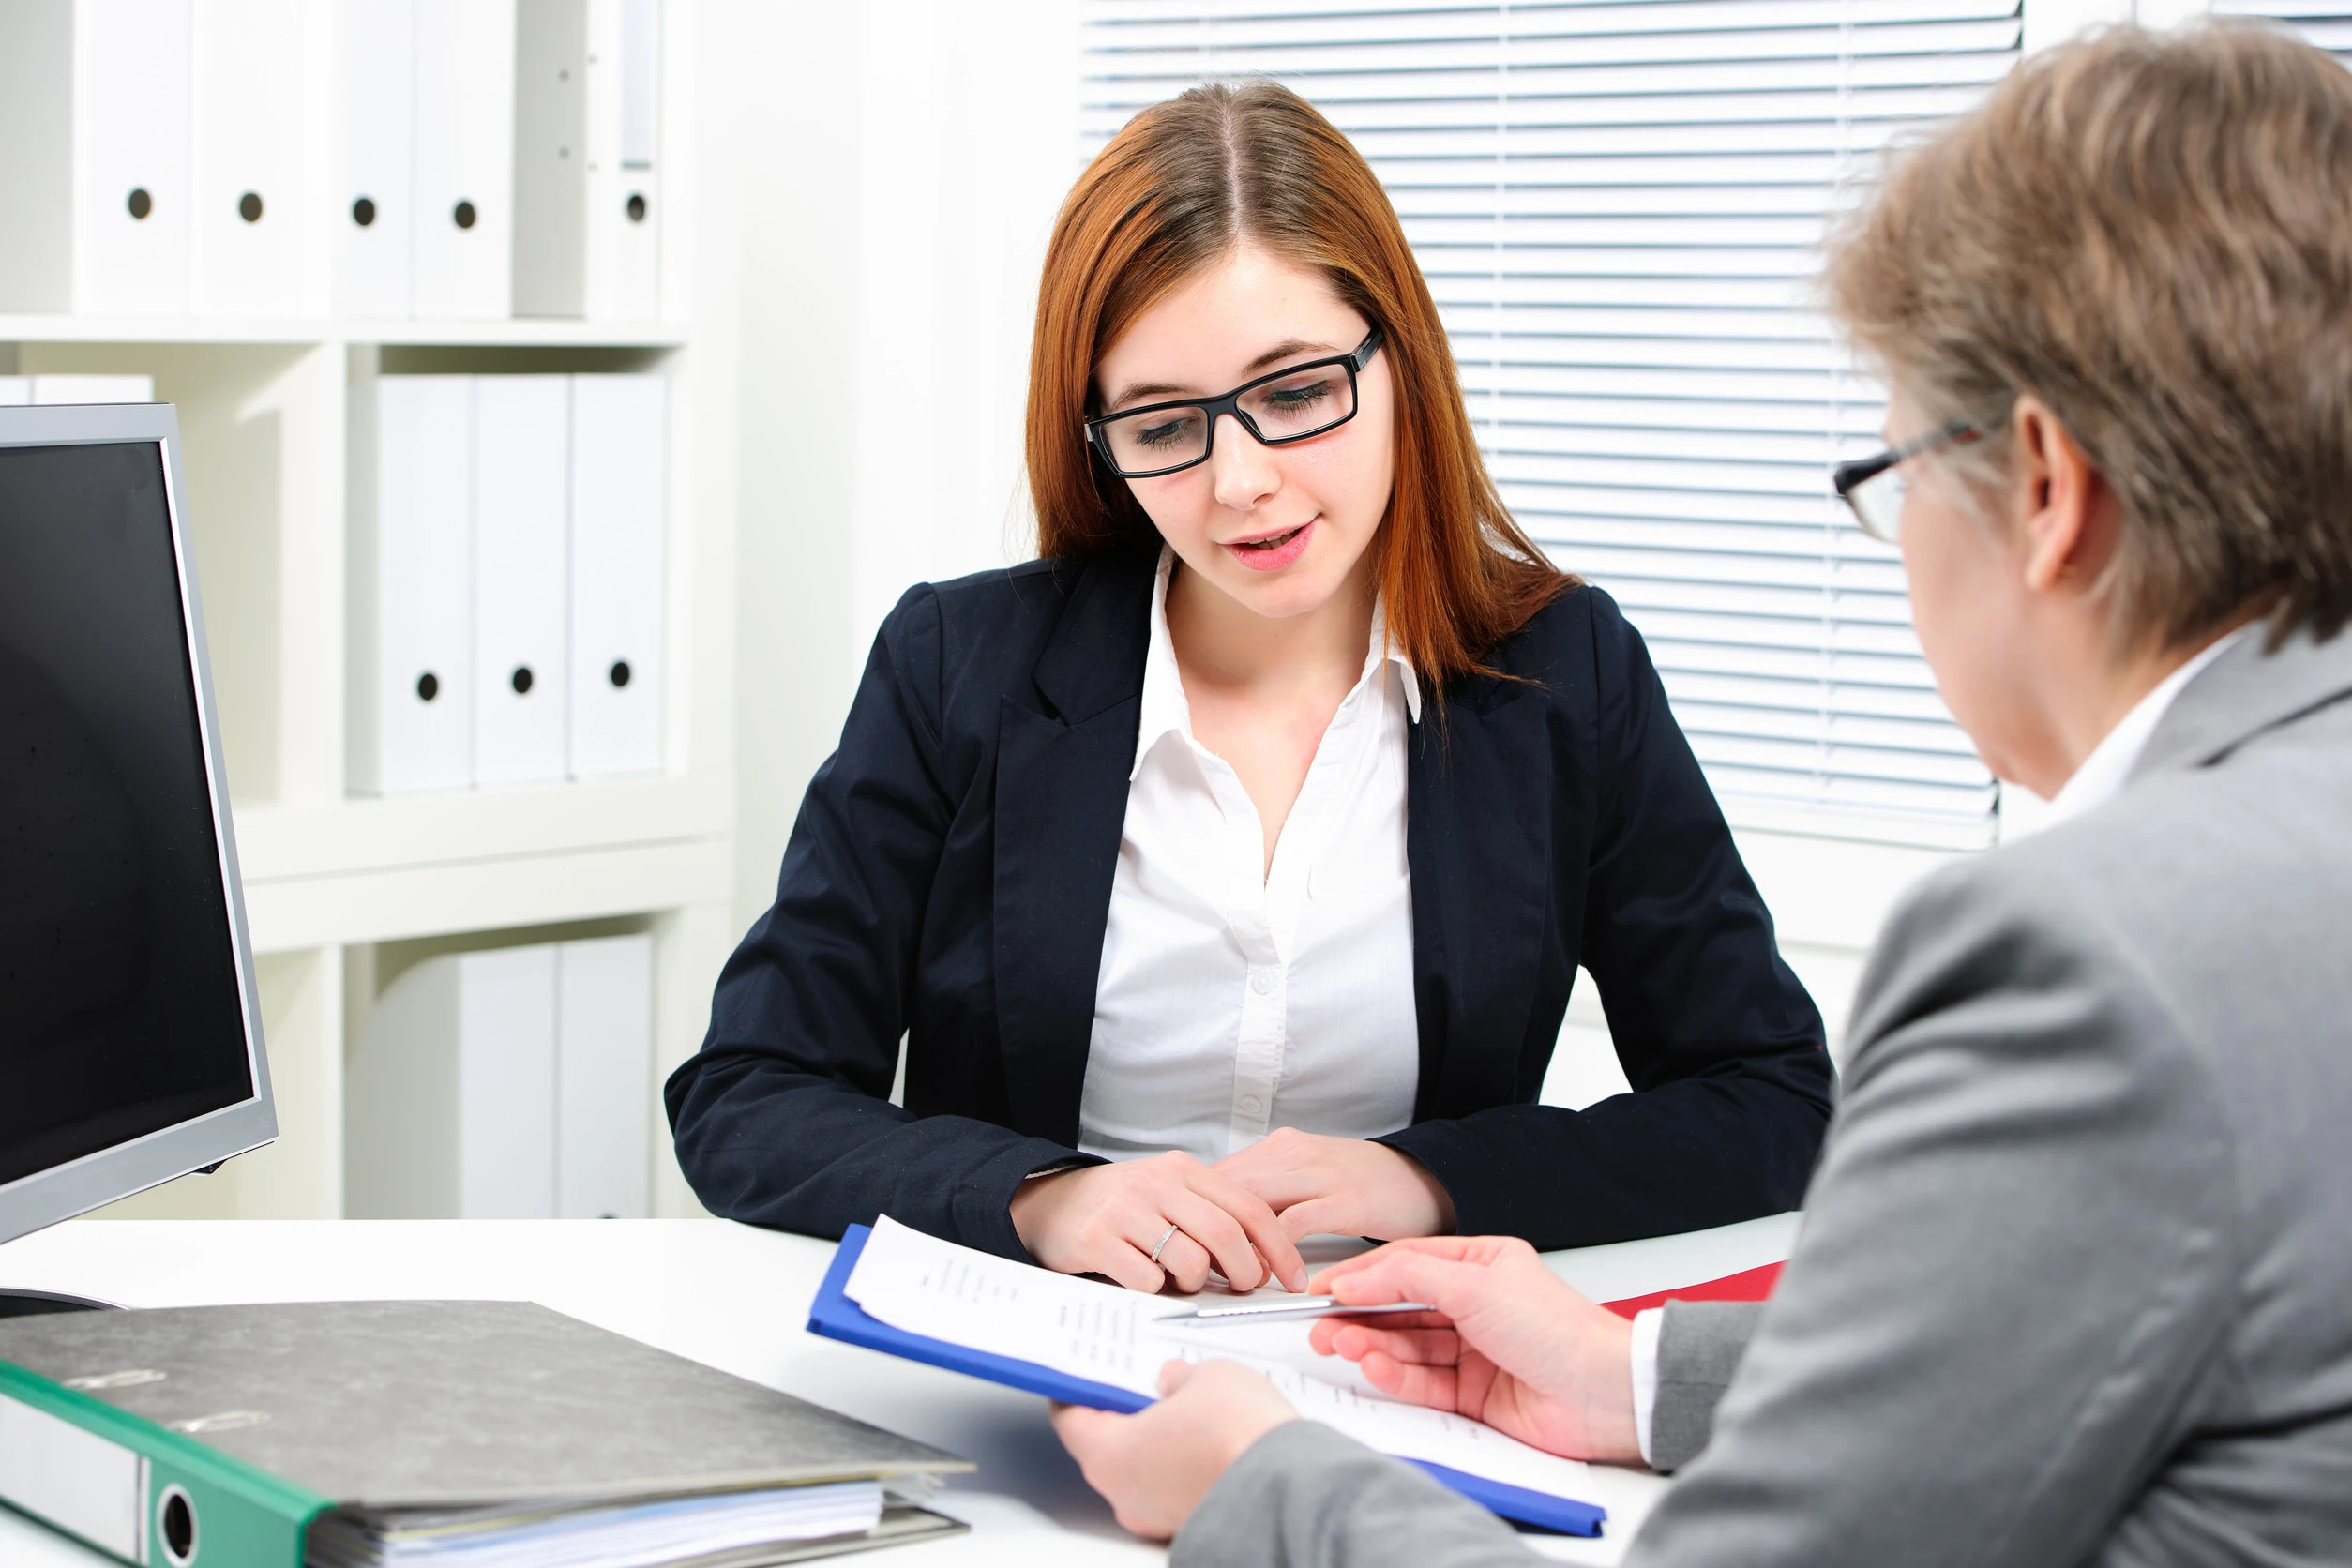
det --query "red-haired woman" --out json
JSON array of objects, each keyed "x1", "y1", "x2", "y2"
[{"x1": 668, "y1": 81, "x2": 1831, "y2": 1291}]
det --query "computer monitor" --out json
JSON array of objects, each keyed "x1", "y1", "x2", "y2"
[{"x1": 0, "y1": 402, "x2": 276, "y2": 1305}]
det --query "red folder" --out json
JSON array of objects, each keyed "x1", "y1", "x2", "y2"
[{"x1": 1601, "y1": 1261, "x2": 1782, "y2": 1319}]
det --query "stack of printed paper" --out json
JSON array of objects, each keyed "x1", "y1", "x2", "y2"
[
  {"x1": 837, "y1": 1215, "x2": 1605, "y2": 1529},
  {"x1": 308, "y1": 1483, "x2": 886, "y2": 1567}
]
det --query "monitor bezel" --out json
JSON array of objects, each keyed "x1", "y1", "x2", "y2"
[{"x1": 0, "y1": 400, "x2": 279, "y2": 1244}]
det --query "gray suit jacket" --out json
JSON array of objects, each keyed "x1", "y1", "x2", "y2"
[{"x1": 1175, "y1": 626, "x2": 2352, "y2": 1568}]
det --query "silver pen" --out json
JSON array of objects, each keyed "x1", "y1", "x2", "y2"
[{"x1": 1155, "y1": 1296, "x2": 1437, "y2": 1326}]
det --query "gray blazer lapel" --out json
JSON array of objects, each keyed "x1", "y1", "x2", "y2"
[{"x1": 2133, "y1": 627, "x2": 2352, "y2": 783}]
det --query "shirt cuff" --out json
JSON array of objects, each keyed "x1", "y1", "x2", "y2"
[{"x1": 1629, "y1": 1307, "x2": 1664, "y2": 1469}]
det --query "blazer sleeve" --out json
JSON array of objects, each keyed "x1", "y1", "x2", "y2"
[
  {"x1": 1382, "y1": 593, "x2": 1834, "y2": 1246},
  {"x1": 1650, "y1": 1301, "x2": 1761, "y2": 1473},
  {"x1": 664, "y1": 586, "x2": 1086, "y2": 1258},
  {"x1": 1173, "y1": 1422, "x2": 1542, "y2": 1568},
  {"x1": 1623, "y1": 855, "x2": 2239, "y2": 1568}
]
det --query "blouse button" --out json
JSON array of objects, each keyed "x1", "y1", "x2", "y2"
[
  {"x1": 1238, "y1": 1095, "x2": 1264, "y2": 1116},
  {"x1": 1250, "y1": 970, "x2": 1274, "y2": 995}
]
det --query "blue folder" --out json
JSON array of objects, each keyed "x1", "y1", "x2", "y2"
[{"x1": 807, "y1": 1224, "x2": 1606, "y2": 1537}]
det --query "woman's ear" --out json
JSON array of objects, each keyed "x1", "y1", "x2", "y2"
[{"x1": 2011, "y1": 393, "x2": 2118, "y2": 596}]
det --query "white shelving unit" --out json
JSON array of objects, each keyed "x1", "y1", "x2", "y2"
[
  {"x1": 8, "y1": 6, "x2": 737, "y2": 1225},
  {"x1": 0, "y1": 317, "x2": 691, "y2": 347}
]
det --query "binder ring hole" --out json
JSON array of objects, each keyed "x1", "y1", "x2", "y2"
[
  {"x1": 416, "y1": 671, "x2": 440, "y2": 702},
  {"x1": 511, "y1": 666, "x2": 534, "y2": 695},
  {"x1": 237, "y1": 191, "x2": 264, "y2": 223},
  {"x1": 158, "y1": 1485, "x2": 197, "y2": 1565},
  {"x1": 453, "y1": 200, "x2": 477, "y2": 230},
  {"x1": 353, "y1": 196, "x2": 377, "y2": 228},
  {"x1": 609, "y1": 659, "x2": 631, "y2": 688},
  {"x1": 127, "y1": 188, "x2": 153, "y2": 220},
  {"x1": 626, "y1": 192, "x2": 648, "y2": 223}
]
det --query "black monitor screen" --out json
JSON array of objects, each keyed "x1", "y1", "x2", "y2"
[{"x1": 0, "y1": 440, "x2": 254, "y2": 1188}]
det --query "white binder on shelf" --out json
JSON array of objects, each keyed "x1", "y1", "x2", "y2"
[
  {"x1": 76, "y1": 0, "x2": 193, "y2": 314},
  {"x1": 567, "y1": 373, "x2": 666, "y2": 778},
  {"x1": 412, "y1": 0, "x2": 517, "y2": 319},
  {"x1": 350, "y1": 373, "x2": 475, "y2": 795},
  {"x1": 512, "y1": 0, "x2": 588, "y2": 318},
  {"x1": 0, "y1": 5, "x2": 76, "y2": 311},
  {"x1": 585, "y1": 0, "x2": 660, "y2": 321},
  {"x1": 472, "y1": 374, "x2": 571, "y2": 786},
  {"x1": 190, "y1": 0, "x2": 304, "y2": 315},
  {"x1": 30, "y1": 374, "x2": 157, "y2": 403},
  {"x1": 346, "y1": 943, "x2": 561, "y2": 1220},
  {"x1": 333, "y1": 0, "x2": 416, "y2": 318},
  {"x1": 0, "y1": 0, "x2": 192, "y2": 313},
  {"x1": 513, "y1": 0, "x2": 657, "y2": 320},
  {"x1": 555, "y1": 933, "x2": 655, "y2": 1219},
  {"x1": 0, "y1": 380, "x2": 30, "y2": 406}
]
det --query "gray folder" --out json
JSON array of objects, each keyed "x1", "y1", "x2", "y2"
[{"x1": 0, "y1": 1299, "x2": 972, "y2": 1562}]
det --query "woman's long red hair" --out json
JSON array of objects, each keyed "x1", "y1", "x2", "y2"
[{"x1": 1026, "y1": 79, "x2": 1570, "y2": 690}]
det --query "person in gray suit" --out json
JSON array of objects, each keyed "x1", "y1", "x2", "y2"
[{"x1": 1048, "y1": 23, "x2": 2352, "y2": 1567}]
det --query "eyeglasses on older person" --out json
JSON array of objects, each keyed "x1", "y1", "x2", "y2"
[{"x1": 1833, "y1": 419, "x2": 1981, "y2": 544}]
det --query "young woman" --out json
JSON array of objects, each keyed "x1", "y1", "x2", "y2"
[{"x1": 666, "y1": 81, "x2": 1831, "y2": 1293}]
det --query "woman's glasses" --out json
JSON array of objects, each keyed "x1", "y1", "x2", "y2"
[
  {"x1": 1832, "y1": 420, "x2": 1979, "y2": 544},
  {"x1": 1085, "y1": 327, "x2": 1385, "y2": 479}
]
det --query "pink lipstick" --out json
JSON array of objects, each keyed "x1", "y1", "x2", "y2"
[{"x1": 1224, "y1": 518, "x2": 1315, "y2": 572}]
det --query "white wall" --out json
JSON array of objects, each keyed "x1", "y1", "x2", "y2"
[
  {"x1": 2136, "y1": 0, "x2": 2219, "y2": 29},
  {"x1": 730, "y1": 0, "x2": 1078, "y2": 933},
  {"x1": 849, "y1": 2, "x2": 1081, "y2": 653}
]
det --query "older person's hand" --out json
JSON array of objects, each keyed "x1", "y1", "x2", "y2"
[
  {"x1": 1050, "y1": 1360, "x2": 1301, "y2": 1540},
  {"x1": 1308, "y1": 1236, "x2": 1644, "y2": 1463}
]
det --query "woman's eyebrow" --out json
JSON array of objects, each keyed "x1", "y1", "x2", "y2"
[
  {"x1": 1242, "y1": 337, "x2": 1336, "y2": 374},
  {"x1": 1105, "y1": 378, "x2": 1185, "y2": 411},
  {"x1": 1104, "y1": 338, "x2": 1343, "y2": 412}
]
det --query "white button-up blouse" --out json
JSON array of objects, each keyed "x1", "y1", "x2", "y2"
[{"x1": 1077, "y1": 550, "x2": 1423, "y2": 1164}]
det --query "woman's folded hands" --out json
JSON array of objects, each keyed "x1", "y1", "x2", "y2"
[
  {"x1": 1009, "y1": 1151, "x2": 1311, "y2": 1293},
  {"x1": 1210, "y1": 1126, "x2": 1457, "y2": 1244},
  {"x1": 1008, "y1": 1128, "x2": 1462, "y2": 1296}
]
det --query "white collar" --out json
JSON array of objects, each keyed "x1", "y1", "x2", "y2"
[
  {"x1": 1131, "y1": 547, "x2": 1420, "y2": 781},
  {"x1": 2044, "y1": 625, "x2": 2254, "y2": 824}
]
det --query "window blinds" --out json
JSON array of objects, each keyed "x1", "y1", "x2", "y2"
[
  {"x1": 2213, "y1": 3, "x2": 2352, "y2": 54},
  {"x1": 1079, "y1": 1, "x2": 2021, "y2": 849}
]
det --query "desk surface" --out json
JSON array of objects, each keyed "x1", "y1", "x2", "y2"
[{"x1": 0, "y1": 1214, "x2": 1797, "y2": 1566}]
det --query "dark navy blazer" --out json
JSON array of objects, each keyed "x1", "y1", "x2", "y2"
[{"x1": 667, "y1": 551, "x2": 1832, "y2": 1259}]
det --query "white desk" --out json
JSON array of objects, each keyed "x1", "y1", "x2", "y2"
[{"x1": 0, "y1": 1214, "x2": 1796, "y2": 1566}]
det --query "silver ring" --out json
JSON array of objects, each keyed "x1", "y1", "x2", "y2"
[{"x1": 1149, "y1": 1223, "x2": 1181, "y2": 1265}]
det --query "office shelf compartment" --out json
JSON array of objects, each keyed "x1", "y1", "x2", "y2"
[
  {"x1": 0, "y1": 314, "x2": 691, "y2": 347},
  {"x1": 29, "y1": 0, "x2": 732, "y2": 1226}
]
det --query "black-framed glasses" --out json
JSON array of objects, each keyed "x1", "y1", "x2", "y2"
[
  {"x1": 1084, "y1": 326, "x2": 1385, "y2": 479},
  {"x1": 1833, "y1": 420, "x2": 1980, "y2": 544}
]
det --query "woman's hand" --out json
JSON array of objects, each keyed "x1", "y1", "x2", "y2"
[
  {"x1": 1050, "y1": 1360, "x2": 1299, "y2": 1541},
  {"x1": 1211, "y1": 1127, "x2": 1457, "y2": 1242},
  {"x1": 1010, "y1": 1153, "x2": 1310, "y2": 1293},
  {"x1": 1305, "y1": 1236, "x2": 1643, "y2": 1463}
]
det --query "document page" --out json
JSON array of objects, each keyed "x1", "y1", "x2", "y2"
[{"x1": 844, "y1": 1216, "x2": 1598, "y2": 1504}]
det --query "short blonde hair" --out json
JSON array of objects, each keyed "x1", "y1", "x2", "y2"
[{"x1": 1825, "y1": 22, "x2": 2352, "y2": 649}]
